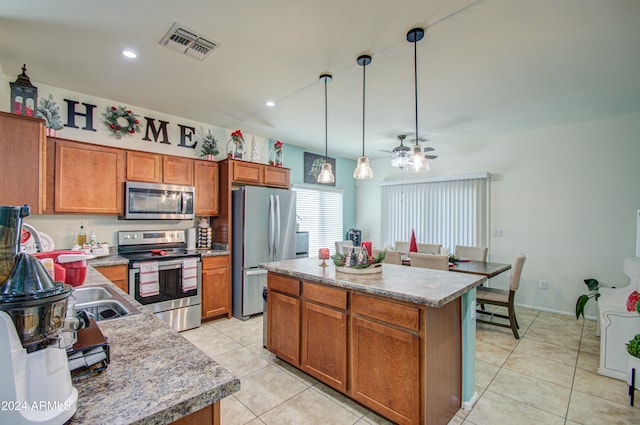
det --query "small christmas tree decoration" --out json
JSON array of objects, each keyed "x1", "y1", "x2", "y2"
[
  {"x1": 36, "y1": 94, "x2": 64, "y2": 136},
  {"x1": 250, "y1": 134, "x2": 260, "y2": 162},
  {"x1": 199, "y1": 129, "x2": 219, "y2": 160},
  {"x1": 103, "y1": 105, "x2": 141, "y2": 139}
]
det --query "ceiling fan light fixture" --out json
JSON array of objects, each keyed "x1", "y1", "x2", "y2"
[
  {"x1": 406, "y1": 144, "x2": 428, "y2": 173},
  {"x1": 317, "y1": 73, "x2": 335, "y2": 184},
  {"x1": 353, "y1": 156, "x2": 373, "y2": 179},
  {"x1": 391, "y1": 150, "x2": 409, "y2": 170}
]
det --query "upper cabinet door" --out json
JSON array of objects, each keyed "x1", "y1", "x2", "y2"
[
  {"x1": 126, "y1": 151, "x2": 162, "y2": 183},
  {"x1": 0, "y1": 112, "x2": 46, "y2": 213},
  {"x1": 163, "y1": 156, "x2": 194, "y2": 185},
  {"x1": 54, "y1": 139, "x2": 125, "y2": 214},
  {"x1": 232, "y1": 161, "x2": 262, "y2": 184},
  {"x1": 194, "y1": 160, "x2": 218, "y2": 216}
]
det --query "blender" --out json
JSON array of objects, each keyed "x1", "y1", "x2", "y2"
[{"x1": 0, "y1": 205, "x2": 79, "y2": 425}]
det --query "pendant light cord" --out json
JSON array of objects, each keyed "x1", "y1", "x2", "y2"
[
  {"x1": 362, "y1": 62, "x2": 366, "y2": 156},
  {"x1": 324, "y1": 77, "x2": 329, "y2": 161},
  {"x1": 413, "y1": 36, "x2": 419, "y2": 145}
]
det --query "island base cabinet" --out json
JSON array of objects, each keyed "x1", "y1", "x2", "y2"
[
  {"x1": 301, "y1": 301, "x2": 347, "y2": 392},
  {"x1": 170, "y1": 401, "x2": 220, "y2": 425},
  {"x1": 267, "y1": 290, "x2": 300, "y2": 366},
  {"x1": 350, "y1": 316, "x2": 420, "y2": 425}
]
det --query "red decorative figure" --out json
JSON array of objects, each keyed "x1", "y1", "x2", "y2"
[{"x1": 409, "y1": 230, "x2": 418, "y2": 253}]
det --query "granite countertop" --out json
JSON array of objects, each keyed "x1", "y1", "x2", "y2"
[
  {"x1": 260, "y1": 257, "x2": 486, "y2": 307},
  {"x1": 68, "y1": 267, "x2": 239, "y2": 425}
]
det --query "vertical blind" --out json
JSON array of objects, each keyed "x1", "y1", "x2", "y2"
[
  {"x1": 381, "y1": 174, "x2": 488, "y2": 252},
  {"x1": 293, "y1": 185, "x2": 344, "y2": 257}
]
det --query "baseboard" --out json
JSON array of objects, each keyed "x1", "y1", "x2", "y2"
[
  {"x1": 513, "y1": 303, "x2": 598, "y2": 321},
  {"x1": 462, "y1": 391, "x2": 479, "y2": 411}
]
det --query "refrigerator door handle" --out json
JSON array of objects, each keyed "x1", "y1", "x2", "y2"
[
  {"x1": 274, "y1": 195, "x2": 281, "y2": 258},
  {"x1": 268, "y1": 194, "x2": 275, "y2": 258},
  {"x1": 245, "y1": 268, "x2": 268, "y2": 276}
]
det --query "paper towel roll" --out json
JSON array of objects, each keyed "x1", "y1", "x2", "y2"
[{"x1": 186, "y1": 228, "x2": 196, "y2": 250}]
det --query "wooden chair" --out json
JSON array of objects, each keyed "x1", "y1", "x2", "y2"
[
  {"x1": 476, "y1": 254, "x2": 526, "y2": 339},
  {"x1": 417, "y1": 243, "x2": 442, "y2": 255},
  {"x1": 455, "y1": 245, "x2": 488, "y2": 262},
  {"x1": 373, "y1": 249, "x2": 401, "y2": 265},
  {"x1": 409, "y1": 253, "x2": 449, "y2": 271},
  {"x1": 394, "y1": 241, "x2": 410, "y2": 252}
]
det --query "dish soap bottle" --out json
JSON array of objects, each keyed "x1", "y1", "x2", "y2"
[
  {"x1": 77, "y1": 224, "x2": 86, "y2": 246},
  {"x1": 89, "y1": 230, "x2": 97, "y2": 246}
]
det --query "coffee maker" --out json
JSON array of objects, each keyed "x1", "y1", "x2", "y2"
[{"x1": 0, "y1": 205, "x2": 78, "y2": 424}]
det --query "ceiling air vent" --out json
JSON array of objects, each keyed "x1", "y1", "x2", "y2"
[{"x1": 159, "y1": 23, "x2": 219, "y2": 61}]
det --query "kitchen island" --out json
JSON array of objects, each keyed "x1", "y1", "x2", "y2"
[
  {"x1": 260, "y1": 258, "x2": 485, "y2": 425},
  {"x1": 67, "y1": 267, "x2": 240, "y2": 425}
]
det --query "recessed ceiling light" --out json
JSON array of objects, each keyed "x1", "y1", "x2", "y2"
[
  {"x1": 122, "y1": 49, "x2": 137, "y2": 59},
  {"x1": 265, "y1": 100, "x2": 276, "y2": 108}
]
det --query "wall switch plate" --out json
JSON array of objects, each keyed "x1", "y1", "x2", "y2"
[
  {"x1": 493, "y1": 229, "x2": 503, "y2": 237},
  {"x1": 539, "y1": 280, "x2": 548, "y2": 289}
]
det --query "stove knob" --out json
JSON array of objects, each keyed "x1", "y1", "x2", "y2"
[
  {"x1": 133, "y1": 235, "x2": 138, "y2": 239},
  {"x1": 170, "y1": 233, "x2": 175, "y2": 238},
  {"x1": 123, "y1": 235, "x2": 130, "y2": 239}
]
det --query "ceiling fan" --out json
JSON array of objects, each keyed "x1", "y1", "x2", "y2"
[{"x1": 379, "y1": 134, "x2": 437, "y2": 170}]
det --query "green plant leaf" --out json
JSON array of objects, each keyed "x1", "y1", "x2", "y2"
[
  {"x1": 576, "y1": 294, "x2": 589, "y2": 319},
  {"x1": 583, "y1": 278, "x2": 600, "y2": 291}
]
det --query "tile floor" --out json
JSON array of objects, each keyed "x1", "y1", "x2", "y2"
[{"x1": 182, "y1": 306, "x2": 640, "y2": 425}]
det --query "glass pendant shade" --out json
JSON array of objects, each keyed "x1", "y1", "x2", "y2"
[
  {"x1": 353, "y1": 156, "x2": 373, "y2": 179},
  {"x1": 406, "y1": 145, "x2": 429, "y2": 173},
  {"x1": 317, "y1": 162, "x2": 335, "y2": 184}
]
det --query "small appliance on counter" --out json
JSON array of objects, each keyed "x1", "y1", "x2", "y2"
[
  {"x1": 67, "y1": 318, "x2": 110, "y2": 376},
  {"x1": 295, "y1": 231, "x2": 309, "y2": 258},
  {"x1": 0, "y1": 205, "x2": 86, "y2": 425},
  {"x1": 347, "y1": 228, "x2": 362, "y2": 247}
]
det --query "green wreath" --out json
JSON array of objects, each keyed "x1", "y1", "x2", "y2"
[{"x1": 103, "y1": 105, "x2": 141, "y2": 139}]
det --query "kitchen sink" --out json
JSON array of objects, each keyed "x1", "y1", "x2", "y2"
[{"x1": 73, "y1": 284, "x2": 141, "y2": 322}]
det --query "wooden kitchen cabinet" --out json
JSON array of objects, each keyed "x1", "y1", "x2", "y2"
[
  {"x1": 201, "y1": 255, "x2": 231, "y2": 319},
  {"x1": 54, "y1": 139, "x2": 125, "y2": 214},
  {"x1": 0, "y1": 112, "x2": 47, "y2": 213},
  {"x1": 126, "y1": 151, "x2": 162, "y2": 183},
  {"x1": 163, "y1": 156, "x2": 194, "y2": 185},
  {"x1": 300, "y1": 282, "x2": 348, "y2": 392},
  {"x1": 229, "y1": 159, "x2": 290, "y2": 188},
  {"x1": 267, "y1": 273, "x2": 301, "y2": 366},
  {"x1": 351, "y1": 293, "x2": 421, "y2": 425},
  {"x1": 94, "y1": 264, "x2": 128, "y2": 293},
  {"x1": 126, "y1": 151, "x2": 194, "y2": 186},
  {"x1": 263, "y1": 166, "x2": 289, "y2": 188},
  {"x1": 194, "y1": 160, "x2": 218, "y2": 216}
]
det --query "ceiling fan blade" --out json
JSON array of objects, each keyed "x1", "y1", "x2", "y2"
[
  {"x1": 379, "y1": 149, "x2": 394, "y2": 153},
  {"x1": 425, "y1": 155, "x2": 438, "y2": 159},
  {"x1": 423, "y1": 147, "x2": 435, "y2": 152}
]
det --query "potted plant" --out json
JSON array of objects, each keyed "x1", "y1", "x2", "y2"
[
  {"x1": 199, "y1": 130, "x2": 219, "y2": 160},
  {"x1": 626, "y1": 291, "x2": 640, "y2": 390},
  {"x1": 575, "y1": 278, "x2": 603, "y2": 319}
]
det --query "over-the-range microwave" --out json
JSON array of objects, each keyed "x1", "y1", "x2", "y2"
[{"x1": 124, "y1": 181, "x2": 195, "y2": 220}]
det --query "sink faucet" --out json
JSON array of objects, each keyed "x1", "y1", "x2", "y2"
[{"x1": 22, "y1": 223, "x2": 43, "y2": 253}]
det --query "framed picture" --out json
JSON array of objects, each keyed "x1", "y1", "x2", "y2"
[{"x1": 304, "y1": 152, "x2": 336, "y2": 186}]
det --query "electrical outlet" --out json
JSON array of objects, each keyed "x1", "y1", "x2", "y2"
[
  {"x1": 539, "y1": 280, "x2": 548, "y2": 289},
  {"x1": 493, "y1": 229, "x2": 503, "y2": 237}
]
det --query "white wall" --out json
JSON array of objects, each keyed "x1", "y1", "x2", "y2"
[{"x1": 356, "y1": 112, "x2": 640, "y2": 317}]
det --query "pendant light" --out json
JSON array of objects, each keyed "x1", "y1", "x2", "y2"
[
  {"x1": 353, "y1": 54, "x2": 373, "y2": 180},
  {"x1": 406, "y1": 28, "x2": 429, "y2": 173},
  {"x1": 317, "y1": 73, "x2": 335, "y2": 184}
]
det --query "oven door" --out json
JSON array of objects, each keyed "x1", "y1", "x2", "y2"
[{"x1": 129, "y1": 258, "x2": 202, "y2": 314}]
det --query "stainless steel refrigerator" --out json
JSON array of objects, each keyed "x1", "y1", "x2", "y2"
[{"x1": 232, "y1": 186, "x2": 296, "y2": 320}]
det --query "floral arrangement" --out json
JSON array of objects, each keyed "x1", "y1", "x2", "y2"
[
  {"x1": 270, "y1": 140, "x2": 284, "y2": 167},
  {"x1": 103, "y1": 105, "x2": 140, "y2": 139},
  {"x1": 227, "y1": 129, "x2": 244, "y2": 159},
  {"x1": 199, "y1": 129, "x2": 219, "y2": 158},
  {"x1": 332, "y1": 249, "x2": 386, "y2": 269},
  {"x1": 35, "y1": 94, "x2": 63, "y2": 131},
  {"x1": 627, "y1": 291, "x2": 640, "y2": 314}
]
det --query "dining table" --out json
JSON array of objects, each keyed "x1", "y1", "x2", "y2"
[{"x1": 449, "y1": 260, "x2": 511, "y2": 278}]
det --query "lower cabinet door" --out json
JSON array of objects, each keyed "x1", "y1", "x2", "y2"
[
  {"x1": 301, "y1": 301, "x2": 347, "y2": 392},
  {"x1": 267, "y1": 290, "x2": 300, "y2": 365},
  {"x1": 202, "y1": 265, "x2": 230, "y2": 319},
  {"x1": 350, "y1": 316, "x2": 420, "y2": 425}
]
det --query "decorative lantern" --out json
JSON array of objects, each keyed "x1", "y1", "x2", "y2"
[{"x1": 10, "y1": 64, "x2": 38, "y2": 117}]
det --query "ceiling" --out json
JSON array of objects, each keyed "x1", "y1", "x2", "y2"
[{"x1": 1, "y1": 0, "x2": 639, "y2": 160}]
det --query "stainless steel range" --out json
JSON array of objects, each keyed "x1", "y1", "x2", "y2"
[{"x1": 118, "y1": 230, "x2": 201, "y2": 332}]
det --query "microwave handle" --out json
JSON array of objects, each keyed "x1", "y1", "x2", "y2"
[{"x1": 181, "y1": 192, "x2": 188, "y2": 214}]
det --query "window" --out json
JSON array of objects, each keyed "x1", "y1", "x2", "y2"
[
  {"x1": 381, "y1": 173, "x2": 488, "y2": 252},
  {"x1": 293, "y1": 185, "x2": 344, "y2": 257}
]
